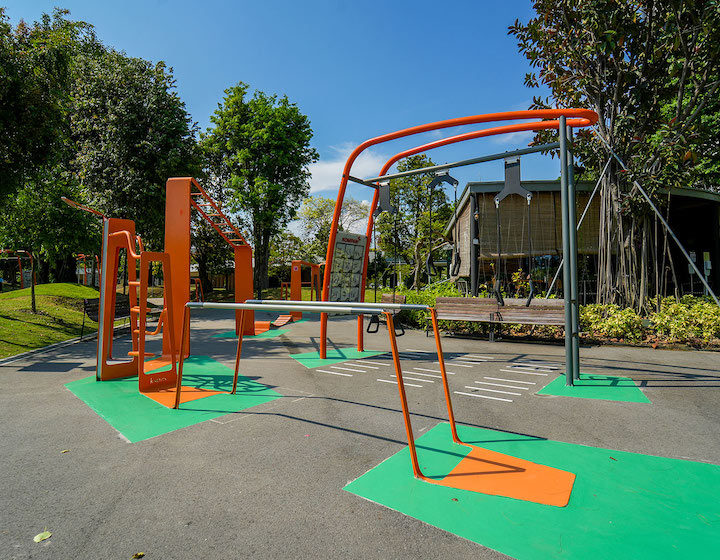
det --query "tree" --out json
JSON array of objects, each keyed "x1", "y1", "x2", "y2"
[
  {"x1": 0, "y1": 8, "x2": 88, "y2": 198},
  {"x1": 201, "y1": 82, "x2": 318, "y2": 298},
  {"x1": 297, "y1": 195, "x2": 370, "y2": 258},
  {"x1": 509, "y1": 1, "x2": 720, "y2": 310},
  {"x1": 71, "y1": 47, "x2": 200, "y2": 248},
  {"x1": 0, "y1": 170, "x2": 98, "y2": 312},
  {"x1": 375, "y1": 155, "x2": 452, "y2": 290}
]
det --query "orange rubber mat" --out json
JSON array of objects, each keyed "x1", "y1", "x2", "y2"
[
  {"x1": 141, "y1": 386, "x2": 226, "y2": 408},
  {"x1": 254, "y1": 321, "x2": 271, "y2": 334},
  {"x1": 435, "y1": 445, "x2": 575, "y2": 507}
]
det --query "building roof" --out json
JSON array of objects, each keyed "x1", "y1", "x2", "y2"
[{"x1": 444, "y1": 180, "x2": 720, "y2": 237}]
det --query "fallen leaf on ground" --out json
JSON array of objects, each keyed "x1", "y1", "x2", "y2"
[
  {"x1": 131, "y1": 553, "x2": 145, "y2": 559},
  {"x1": 61, "y1": 450, "x2": 69, "y2": 453},
  {"x1": 33, "y1": 530, "x2": 52, "y2": 543}
]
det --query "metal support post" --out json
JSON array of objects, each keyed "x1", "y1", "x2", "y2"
[
  {"x1": 567, "y1": 127, "x2": 581, "y2": 380},
  {"x1": 559, "y1": 117, "x2": 574, "y2": 386}
]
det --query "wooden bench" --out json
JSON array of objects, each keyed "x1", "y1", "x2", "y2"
[
  {"x1": 431, "y1": 296, "x2": 565, "y2": 340},
  {"x1": 81, "y1": 295, "x2": 131, "y2": 340}
]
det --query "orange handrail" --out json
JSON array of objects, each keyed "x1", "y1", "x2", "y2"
[{"x1": 319, "y1": 109, "x2": 599, "y2": 358}]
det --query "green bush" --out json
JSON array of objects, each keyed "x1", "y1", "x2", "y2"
[
  {"x1": 388, "y1": 284, "x2": 720, "y2": 346},
  {"x1": 580, "y1": 304, "x2": 645, "y2": 341},
  {"x1": 650, "y1": 297, "x2": 720, "y2": 342}
]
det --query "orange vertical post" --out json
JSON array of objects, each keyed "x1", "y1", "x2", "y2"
[
  {"x1": 290, "y1": 260, "x2": 302, "y2": 319},
  {"x1": 234, "y1": 245, "x2": 255, "y2": 335},
  {"x1": 164, "y1": 178, "x2": 192, "y2": 358}
]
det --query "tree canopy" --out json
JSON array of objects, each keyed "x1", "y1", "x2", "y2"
[
  {"x1": 375, "y1": 155, "x2": 452, "y2": 290},
  {"x1": 510, "y1": 0, "x2": 720, "y2": 309},
  {"x1": 201, "y1": 82, "x2": 318, "y2": 297}
]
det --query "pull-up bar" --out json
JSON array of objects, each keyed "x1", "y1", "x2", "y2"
[
  {"x1": 175, "y1": 299, "x2": 574, "y2": 505},
  {"x1": 245, "y1": 299, "x2": 429, "y2": 312}
]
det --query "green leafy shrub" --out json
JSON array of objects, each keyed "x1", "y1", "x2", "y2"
[
  {"x1": 580, "y1": 304, "x2": 645, "y2": 341},
  {"x1": 650, "y1": 297, "x2": 720, "y2": 342}
]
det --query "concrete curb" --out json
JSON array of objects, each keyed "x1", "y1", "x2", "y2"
[{"x1": 0, "y1": 325, "x2": 130, "y2": 367}]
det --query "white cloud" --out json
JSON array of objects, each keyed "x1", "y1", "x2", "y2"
[
  {"x1": 489, "y1": 129, "x2": 535, "y2": 145},
  {"x1": 309, "y1": 142, "x2": 388, "y2": 193}
]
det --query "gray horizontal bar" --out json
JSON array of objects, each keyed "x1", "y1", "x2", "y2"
[
  {"x1": 364, "y1": 143, "x2": 560, "y2": 184},
  {"x1": 347, "y1": 175, "x2": 378, "y2": 188},
  {"x1": 245, "y1": 299, "x2": 429, "y2": 311},
  {"x1": 186, "y1": 301, "x2": 385, "y2": 315}
]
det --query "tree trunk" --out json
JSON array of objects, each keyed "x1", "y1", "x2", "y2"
[
  {"x1": 412, "y1": 237, "x2": 422, "y2": 291},
  {"x1": 30, "y1": 253, "x2": 37, "y2": 314}
]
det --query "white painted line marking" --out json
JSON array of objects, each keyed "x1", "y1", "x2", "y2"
[
  {"x1": 377, "y1": 379, "x2": 422, "y2": 388},
  {"x1": 511, "y1": 364, "x2": 558, "y2": 370},
  {"x1": 513, "y1": 362, "x2": 560, "y2": 369},
  {"x1": 464, "y1": 386, "x2": 521, "y2": 396},
  {"x1": 358, "y1": 360, "x2": 390, "y2": 366},
  {"x1": 465, "y1": 355, "x2": 495, "y2": 359},
  {"x1": 410, "y1": 370, "x2": 442, "y2": 379},
  {"x1": 453, "y1": 360, "x2": 482, "y2": 365},
  {"x1": 351, "y1": 362, "x2": 378, "y2": 369},
  {"x1": 405, "y1": 349, "x2": 432, "y2": 353},
  {"x1": 392, "y1": 375, "x2": 434, "y2": 383},
  {"x1": 454, "y1": 391, "x2": 512, "y2": 402},
  {"x1": 457, "y1": 358, "x2": 488, "y2": 362},
  {"x1": 316, "y1": 369, "x2": 352, "y2": 377},
  {"x1": 436, "y1": 361, "x2": 472, "y2": 368},
  {"x1": 415, "y1": 367, "x2": 455, "y2": 375},
  {"x1": 499, "y1": 368, "x2": 548, "y2": 376},
  {"x1": 330, "y1": 365, "x2": 365, "y2": 373},
  {"x1": 506, "y1": 366, "x2": 554, "y2": 373},
  {"x1": 474, "y1": 381, "x2": 528, "y2": 390},
  {"x1": 485, "y1": 376, "x2": 537, "y2": 385}
]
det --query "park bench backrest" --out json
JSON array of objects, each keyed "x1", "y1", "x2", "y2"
[
  {"x1": 493, "y1": 298, "x2": 565, "y2": 325},
  {"x1": 435, "y1": 297, "x2": 499, "y2": 321},
  {"x1": 84, "y1": 295, "x2": 131, "y2": 323},
  {"x1": 381, "y1": 293, "x2": 406, "y2": 304}
]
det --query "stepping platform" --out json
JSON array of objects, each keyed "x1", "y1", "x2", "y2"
[
  {"x1": 65, "y1": 356, "x2": 281, "y2": 442},
  {"x1": 537, "y1": 372, "x2": 651, "y2": 403},
  {"x1": 272, "y1": 314, "x2": 294, "y2": 327},
  {"x1": 345, "y1": 423, "x2": 719, "y2": 559}
]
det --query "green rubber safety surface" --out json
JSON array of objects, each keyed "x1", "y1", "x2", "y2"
[
  {"x1": 212, "y1": 328, "x2": 290, "y2": 339},
  {"x1": 289, "y1": 347, "x2": 387, "y2": 369},
  {"x1": 65, "y1": 356, "x2": 282, "y2": 443},
  {"x1": 344, "y1": 423, "x2": 719, "y2": 559},
  {"x1": 537, "y1": 373, "x2": 651, "y2": 403}
]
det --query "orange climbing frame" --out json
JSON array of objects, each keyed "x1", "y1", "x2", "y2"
[
  {"x1": 319, "y1": 109, "x2": 599, "y2": 358},
  {"x1": 289, "y1": 260, "x2": 322, "y2": 319},
  {"x1": 0, "y1": 249, "x2": 34, "y2": 289},
  {"x1": 76, "y1": 253, "x2": 100, "y2": 286},
  {"x1": 165, "y1": 177, "x2": 255, "y2": 350}
]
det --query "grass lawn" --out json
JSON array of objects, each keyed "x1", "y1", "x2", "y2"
[{"x1": 0, "y1": 283, "x2": 101, "y2": 359}]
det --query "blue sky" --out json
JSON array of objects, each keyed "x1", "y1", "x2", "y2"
[{"x1": 4, "y1": 0, "x2": 558, "y2": 204}]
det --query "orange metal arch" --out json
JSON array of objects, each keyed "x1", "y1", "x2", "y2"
[{"x1": 319, "y1": 109, "x2": 599, "y2": 358}]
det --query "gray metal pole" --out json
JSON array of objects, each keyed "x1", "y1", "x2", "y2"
[
  {"x1": 566, "y1": 127, "x2": 581, "y2": 380},
  {"x1": 470, "y1": 194, "x2": 478, "y2": 296},
  {"x1": 559, "y1": 117, "x2": 574, "y2": 386}
]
